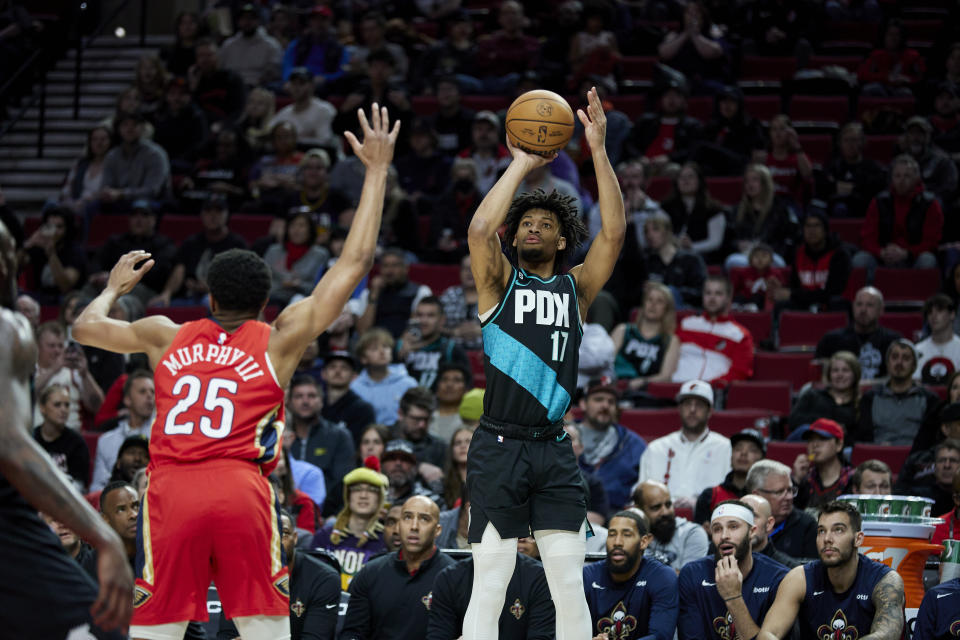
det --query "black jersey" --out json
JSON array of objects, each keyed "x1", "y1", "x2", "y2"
[
  {"x1": 480, "y1": 266, "x2": 581, "y2": 429},
  {"x1": 799, "y1": 554, "x2": 892, "y2": 640}
]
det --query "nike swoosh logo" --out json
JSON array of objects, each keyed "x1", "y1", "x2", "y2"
[
  {"x1": 592, "y1": 581, "x2": 606, "y2": 590},
  {"x1": 702, "y1": 580, "x2": 715, "y2": 586},
  {"x1": 937, "y1": 593, "x2": 951, "y2": 599},
  {"x1": 813, "y1": 591, "x2": 825, "y2": 596},
  {"x1": 325, "y1": 604, "x2": 338, "y2": 608}
]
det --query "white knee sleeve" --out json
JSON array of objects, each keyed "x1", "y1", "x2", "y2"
[
  {"x1": 535, "y1": 523, "x2": 591, "y2": 640},
  {"x1": 463, "y1": 522, "x2": 518, "y2": 640},
  {"x1": 130, "y1": 622, "x2": 189, "y2": 640},
  {"x1": 234, "y1": 615, "x2": 290, "y2": 640}
]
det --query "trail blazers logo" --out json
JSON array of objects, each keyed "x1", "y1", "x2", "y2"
[
  {"x1": 713, "y1": 612, "x2": 737, "y2": 640},
  {"x1": 510, "y1": 598, "x2": 525, "y2": 620},
  {"x1": 597, "y1": 602, "x2": 637, "y2": 640},
  {"x1": 817, "y1": 609, "x2": 860, "y2": 640},
  {"x1": 422, "y1": 591, "x2": 433, "y2": 610}
]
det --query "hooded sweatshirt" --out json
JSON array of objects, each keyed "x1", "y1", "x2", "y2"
[{"x1": 349, "y1": 363, "x2": 418, "y2": 425}]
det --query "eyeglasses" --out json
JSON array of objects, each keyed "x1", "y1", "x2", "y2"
[{"x1": 756, "y1": 485, "x2": 799, "y2": 498}]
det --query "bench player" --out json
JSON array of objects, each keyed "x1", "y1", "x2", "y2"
[
  {"x1": 72, "y1": 105, "x2": 398, "y2": 640},
  {"x1": 462, "y1": 87, "x2": 625, "y2": 640}
]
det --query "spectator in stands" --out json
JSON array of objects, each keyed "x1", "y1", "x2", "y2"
[
  {"x1": 219, "y1": 4, "x2": 282, "y2": 88},
  {"x1": 381, "y1": 440, "x2": 445, "y2": 509},
  {"x1": 518, "y1": 169, "x2": 582, "y2": 219},
  {"x1": 563, "y1": 422, "x2": 612, "y2": 526},
  {"x1": 441, "y1": 426, "x2": 471, "y2": 509},
  {"x1": 149, "y1": 194, "x2": 247, "y2": 306},
  {"x1": 731, "y1": 243, "x2": 790, "y2": 312},
  {"x1": 898, "y1": 403, "x2": 960, "y2": 495},
  {"x1": 381, "y1": 503, "x2": 403, "y2": 552},
  {"x1": 239, "y1": 86, "x2": 275, "y2": 153},
  {"x1": 859, "y1": 19, "x2": 926, "y2": 97},
  {"x1": 59, "y1": 125, "x2": 112, "y2": 215},
  {"x1": 632, "y1": 480, "x2": 709, "y2": 572},
  {"x1": 643, "y1": 212, "x2": 708, "y2": 309},
  {"x1": 416, "y1": 13, "x2": 479, "y2": 93},
  {"x1": 898, "y1": 116, "x2": 959, "y2": 204},
  {"x1": 672, "y1": 275, "x2": 755, "y2": 384},
  {"x1": 439, "y1": 254, "x2": 482, "y2": 350},
  {"x1": 180, "y1": 127, "x2": 252, "y2": 211},
  {"x1": 472, "y1": 1, "x2": 540, "y2": 94},
  {"x1": 743, "y1": 0, "x2": 814, "y2": 61},
  {"x1": 429, "y1": 76, "x2": 476, "y2": 157},
  {"x1": 395, "y1": 117, "x2": 452, "y2": 203},
  {"x1": 694, "y1": 428, "x2": 766, "y2": 524},
  {"x1": 378, "y1": 166, "x2": 421, "y2": 254},
  {"x1": 91, "y1": 370, "x2": 153, "y2": 492},
  {"x1": 657, "y1": 1, "x2": 727, "y2": 95},
  {"x1": 104, "y1": 434, "x2": 149, "y2": 488},
  {"x1": 355, "y1": 248, "x2": 432, "y2": 338},
  {"x1": 746, "y1": 459, "x2": 817, "y2": 562},
  {"x1": 577, "y1": 380, "x2": 647, "y2": 510},
  {"x1": 22, "y1": 206, "x2": 85, "y2": 301},
  {"x1": 98, "y1": 481, "x2": 138, "y2": 560},
  {"x1": 350, "y1": 328, "x2": 418, "y2": 424},
  {"x1": 568, "y1": 2, "x2": 620, "y2": 90},
  {"x1": 151, "y1": 76, "x2": 207, "y2": 175},
  {"x1": 134, "y1": 54, "x2": 166, "y2": 118},
  {"x1": 394, "y1": 387, "x2": 446, "y2": 474},
  {"x1": 592, "y1": 161, "x2": 663, "y2": 248},
  {"x1": 272, "y1": 449, "x2": 318, "y2": 533},
  {"x1": 249, "y1": 121, "x2": 304, "y2": 210},
  {"x1": 457, "y1": 110, "x2": 510, "y2": 195},
  {"x1": 815, "y1": 286, "x2": 902, "y2": 380},
  {"x1": 87, "y1": 200, "x2": 176, "y2": 304},
  {"x1": 612, "y1": 281, "x2": 680, "y2": 388},
  {"x1": 623, "y1": 78, "x2": 703, "y2": 174},
  {"x1": 694, "y1": 86, "x2": 765, "y2": 176},
  {"x1": 430, "y1": 362, "x2": 470, "y2": 442},
  {"x1": 912, "y1": 440, "x2": 960, "y2": 515},
  {"x1": 187, "y1": 37, "x2": 246, "y2": 128},
  {"x1": 160, "y1": 11, "x2": 200, "y2": 77},
  {"x1": 356, "y1": 424, "x2": 389, "y2": 467},
  {"x1": 932, "y1": 466, "x2": 960, "y2": 543},
  {"x1": 850, "y1": 459, "x2": 893, "y2": 494},
  {"x1": 347, "y1": 11, "x2": 409, "y2": 83},
  {"x1": 755, "y1": 115, "x2": 813, "y2": 206},
  {"x1": 312, "y1": 458, "x2": 388, "y2": 589},
  {"x1": 855, "y1": 339, "x2": 941, "y2": 446},
  {"x1": 287, "y1": 374, "x2": 355, "y2": 494},
  {"x1": 660, "y1": 162, "x2": 730, "y2": 264},
  {"x1": 16, "y1": 294, "x2": 39, "y2": 331},
  {"x1": 100, "y1": 86, "x2": 155, "y2": 141},
  {"x1": 931, "y1": 83, "x2": 960, "y2": 152},
  {"x1": 320, "y1": 351, "x2": 376, "y2": 444},
  {"x1": 342, "y1": 496, "x2": 453, "y2": 640},
  {"x1": 915, "y1": 294, "x2": 960, "y2": 384},
  {"x1": 334, "y1": 49, "x2": 413, "y2": 152},
  {"x1": 33, "y1": 384, "x2": 89, "y2": 491},
  {"x1": 98, "y1": 112, "x2": 171, "y2": 208},
  {"x1": 283, "y1": 149, "x2": 352, "y2": 222},
  {"x1": 42, "y1": 513, "x2": 96, "y2": 577},
  {"x1": 34, "y1": 321, "x2": 104, "y2": 432},
  {"x1": 266, "y1": 4, "x2": 295, "y2": 51},
  {"x1": 740, "y1": 494, "x2": 803, "y2": 568},
  {"x1": 725, "y1": 163, "x2": 798, "y2": 270},
  {"x1": 639, "y1": 380, "x2": 732, "y2": 510},
  {"x1": 279, "y1": 427, "x2": 327, "y2": 509},
  {"x1": 791, "y1": 418, "x2": 854, "y2": 509},
  {"x1": 788, "y1": 350, "x2": 861, "y2": 436},
  {"x1": 271, "y1": 68, "x2": 337, "y2": 149},
  {"x1": 819, "y1": 122, "x2": 887, "y2": 218},
  {"x1": 774, "y1": 208, "x2": 852, "y2": 313}
]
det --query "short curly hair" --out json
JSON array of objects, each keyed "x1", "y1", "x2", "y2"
[
  {"x1": 502, "y1": 189, "x2": 587, "y2": 274},
  {"x1": 207, "y1": 249, "x2": 271, "y2": 313}
]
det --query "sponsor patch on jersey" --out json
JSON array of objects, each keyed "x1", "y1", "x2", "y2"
[
  {"x1": 133, "y1": 585, "x2": 153, "y2": 608},
  {"x1": 273, "y1": 575, "x2": 290, "y2": 598}
]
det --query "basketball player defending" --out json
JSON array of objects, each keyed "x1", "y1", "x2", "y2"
[
  {"x1": 72, "y1": 105, "x2": 399, "y2": 640},
  {"x1": 463, "y1": 87, "x2": 624, "y2": 640}
]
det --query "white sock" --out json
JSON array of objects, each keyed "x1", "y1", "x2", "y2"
[
  {"x1": 535, "y1": 523, "x2": 590, "y2": 640},
  {"x1": 463, "y1": 521, "x2": 518, "y2": 640}
]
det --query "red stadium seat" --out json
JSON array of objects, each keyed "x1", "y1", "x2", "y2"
[
  {"x1": 710, "y1": 410, "x2": 772, "y2": 438},
  {"x1": 645, "y1": 382, "x2": 682, "y2": 402},
  {"x1": 461, "y1": 95, "x2": 510, "y2": 113},
  {"x1": 824, "y1": 21, "x2": 879, "y2": 45},
  {"x1": 146, "y1": 305, "x2": 208, "y2": 324},
  {"x1": 743, "y1": 95, "x2": 782, "y2": 122},
  {"x1": 619, "y1": 408, "x2": 677, "y2": 441},
  {"x1": 230, "y1": 214, "x2": 273, "y2": 244},
  {"x1": 731, "y1": 311, "x2": 772, "y2": 345},
  {"x1": 931, "y1": 385, "x2": 948, "y2": 401},
  {"x1": 778, "y1": 311, "x2": 847, "y2": 351},
  {"x1": 726, "y1": 381, "x2": 792, "y2": 415},
  {"x1": 609, "y1": 95, "x2": 646, "y2": 120},
  {"x1": 645, "y1": 176, "x2": 672, "y2": 201},
  {"x1": 619, "y1": 56, "x2": 657, "y2": 81},
  {"x1": 754, "y1": 352, "x2": 819, "y2": 389},
  {"x1": 411, "y1": 95, "x2": 439, "y2": 116},
  {"x1": 850, "y1": 444, "x2": 912, "y2": 472},
  {"x1": 686, "y1": 96, "x2": 713, "y2": 122},
  {"x1": 856, "y1": 96, "x2": 916, "y2": 120},
  {"x1": 865, "y1": 135, "x2": 898, "y2": 164},
  {"x1": 830, "y1": 219, "x2": 862, "y2": 246},
  {"x1": 842, "y1": 268, "x2": 868, "y2": 301},
  {"x1": 880, "y1": 313, "x2": 923, "y2": 342},
  {"x1": 741, "y1": 56, "x2": 797, "y2": 81},
  {"x1": 88, "y1": 215, "x2": 126, "y2": 248},
  {"x1": 706, "y1": 177, "x2": 742, "y2": 205},
  {"x1": 81, "y1": 431, "x2": 101, "y2": 485},
  {"x1": 766, "y1": 441, "x2": 807, "y2": 466},
  {"x1": 808, "y1": 55, "x2": 863, "y2": 72},
  {"x1": 797, "y1": 134, "x2": 833, "y2": 165},
  {"x1": 903, "y1": 19, "x2": 942, "y2": 43},
  {"x1": 789, "y1": 96, "x2": 849, "y2": 123},
  {"x1": 418, "y1": 215, "x2": 431, "y2": 247},
  {"x1": 873, "y1": 268, "x2": 940, "y2": 306},
  {"x1": 467, "y1": 350, "x2": 484, "y2": 376},
  {"x1": 159, "y1": 214, "x2": 203, "y2": 244},
  {"x1": 408, "y1": 263, "x2": 461, "y2": 295}
]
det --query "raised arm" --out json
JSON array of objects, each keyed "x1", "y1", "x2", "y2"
[
  {"x1": 757, "y1": 566, "x2": 806, "y2": 640},
  {"x1": 467, "y1": 140, "x2": 555, "y2": 314},
  {"x1": 72, "y1": 250, "x2": 180, "y2": 367},
  {"x1": 862, "y1": 571, "x2": 904, "y2": 640},
  {"x1": 569, "y1": 88, "x2": 626, "y2": 318},
  {"x1": 269, "y1": 104, "x2": 399, "y2": 385},
  {"x1": 716, "y1": 555, "x2": 761, "y2": 640}
]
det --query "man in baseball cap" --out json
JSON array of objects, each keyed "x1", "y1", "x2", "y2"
[
  {"x1": 694, "y1": 428, "x2": 766, "y2": 524},
  {"x1": 381, "y1": 440, "x2": 445, "y2": 508},
  {"x1": 792, "y1": 418, "x2": 853, "y2": 510},
  {"x1": 320, "y1": 350, "x2": 376, "y2": 444},
  {"x1": 639, "y1": 380, "x2": 732, "y2": 512}
]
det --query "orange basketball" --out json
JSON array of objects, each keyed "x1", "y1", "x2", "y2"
[{"x1": 505, "y1": 90, "x2": 575, "y2": 156}]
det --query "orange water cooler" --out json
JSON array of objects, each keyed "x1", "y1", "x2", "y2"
[{"x1": 860, "y1": 520, "x2": 944, "y2": 608}]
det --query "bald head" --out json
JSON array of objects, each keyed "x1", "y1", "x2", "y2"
[
  {"x1": 399, "y1": 495, "x2": 441, "y2": 555},
  {"x1": 741, "y1": 494, "x2": 774, "y2": 549},
  {"x1": 403, "y1": 495, "x2": 440, "y2": 519},
  {"x1": 633, "y1": 480, "x2": 673, "y2": 518}
]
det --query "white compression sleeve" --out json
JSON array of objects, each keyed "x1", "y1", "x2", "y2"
[
  {"x1": 463, "y1": 521, "x2": 518, "y2": 640},
  {"x1": 534, "y1": 522, "x2": 590, "y2": 640}
]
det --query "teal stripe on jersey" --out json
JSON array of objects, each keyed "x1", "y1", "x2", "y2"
[{"x1": 482, "y1": 321, "x2": 571, "y2": 422}]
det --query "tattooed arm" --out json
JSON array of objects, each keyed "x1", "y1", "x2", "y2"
[{"x1": 862, "y1": 571, "x2": 905, "y2": 640}]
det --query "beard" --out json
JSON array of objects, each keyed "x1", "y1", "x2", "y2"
[
  {"x1": 606, "y1": 545, "x2": 642, "y2": 574},
  {"x1": 819, "y1": 540, "x2": 857, "y2": 567},
  {"x1": 651, "y1": 515, "x2": 677, "y2": 544},
  {"x1": 715, "y1": 533, "x2": 751, "y2": 563},
  {"x1": 518, "y1": 244, "x2": 553, "y2": 264}
]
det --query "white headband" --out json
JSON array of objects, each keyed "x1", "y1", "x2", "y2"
[{"x1": 711, "y1": 503, "x2": 755, "y2": 526}]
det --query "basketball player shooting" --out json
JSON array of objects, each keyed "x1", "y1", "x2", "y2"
[
  {"x1": 463, "y1": 87, "x2": 625, "y2": 640},
  {"x1": 71, "y1": 105, "x2": 399, "y2": 640}
]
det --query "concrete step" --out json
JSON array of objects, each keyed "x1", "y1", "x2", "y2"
[
  {"x1": 37, "y1": 94, "x2": 116, "y2": 108},
  {"x1": 0, "y1": 187, "x2": 59, "y2": 203},
  {"x1": 49, "y1": 69, "x2": 133, "y2": 83},
  {"x1": 2, "y1": 146, "x2": 83, "y2": 159},
  {"x1": 0, "y1": 157, "x2": 72, "y2": 172},
  {"x1": 55, "y1": 56, "x2": 139, "y2": 72},
  {"x1": 41, "y1": 82, "x2": 130, "y2": 97},
  {"x1": 23, "y1": 105, "x2": 111, "y2": 121},
  {"x1": 15, "y1": 119, "x2": 102, "y2": 133},
  {"x1": 0, "y1": 172, "x2": 64, "y2": 187},
  {"x1": 2, "y1": 132, "x2": 85, "y2": 146},
  {"x1": 65, "y1": 46, "x2": 159, "y2": 60}
]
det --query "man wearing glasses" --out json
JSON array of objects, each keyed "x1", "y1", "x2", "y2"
[{"x1": 745, "y1": 460, "x2": 817, "y2": 564}]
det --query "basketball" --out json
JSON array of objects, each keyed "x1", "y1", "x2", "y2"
[{"x1": 505, "y1": 90, "x2": 575, "y2": 156}]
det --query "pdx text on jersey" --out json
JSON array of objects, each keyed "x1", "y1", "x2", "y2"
[
  {"x1": 160, "y1": 340, "x2": 265, "y2": 383},
  {"x1": 514, "y1": 290, "x2": 571, "y2": 327}
]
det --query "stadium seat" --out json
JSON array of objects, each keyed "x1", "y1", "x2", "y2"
[
  {"x1": 842, "y1": 268, "x2": 868, "y2": 301},
  {"x1": 462, "y1": 95, "x2": 510, "y2": 113},
  {"x1": 609, "y1": 95, "x2": 646, "y2": 120},
  {"x1": 467, "y1": 349, "x2": 484, "y2": 376},
  {"x1": 230, "y1": 215, "x2": 273, "y2": 244},
  {"x1": 743, "y1": 95, "x2": 782, "y2": 122},
  {"x1": 797, "y1": 134, "x2": 833, "y2": 165},
  {"x1": 903, "y1": 19, "x2": 942, "y2": 43},
  {"x1": 411, "y1": 95, "x2": 439, "y2": 115},
  {"x1": 731, "y1": 311, "x2": 772, "y2": 345},
  {"x1": 645, "y1": 382, "x2": 682, "y2": 402},
  {"x1": 740, "y1": 56, "x2": 797, "y2": 82},
  {"x1": 726, "y1": 381, "x2": 792, "y2": 415},
  {"x1": 778, "y1": 311, "x2": 847, "y2": 351},
  {"x1": 408, "y1": 263, "x2": 461, "y2": 295},
  {"x1": 620, "y1": 408, "x2": 677, "y2": 441},
  {"x1": 830, "y1": 219, "x2": 862, "y2": 246},
  {"x1": 789, "y1": 96, "x2": 849, "y2": 123},
  {"x1": 706, "y1": 177, "x2": 742, "y2": 205},
  {"x1": 873, "y1": 268, "x2": 940, "y2": 306},
  {"x1": 88, "y1": 215, "x2": 125, "y2": 248},
  {"x1": 766, "y1": 441, "x2": 807, "y2": 466},
  {"x1": 159, "y1": 214, "x2": 204, "y2": 244},
  {"x1": 850, "y1": 444, "x2": 911, "y2": 471},
  {"x1": 686, "y1": 96, "x2": 713, "y2": 121},
  {"x1": 865, "y1": 135, "x2": 898, "y2": 164},
  {"x1": 808, "y1": 55, "x2": 863, "y2": 72},
  {"x1": 879, "y1": 313, "x2": 923, "y2": 342},
  {"x1": 823, "y1": 21, "x2": 879, "y2": 45},
  {"x1": 81, "y1": 431, "x2": 101, "y2": 486},
  {"x1": 856, "y1": 96, "x2": 916, "y2": 120},
  {"x1": 417, "y1": 215, "x2": 431, "y2": 247},
  {"x1": 644, "y1": 175, "x2": 672, "y2": 201},
  {"x1": 146, "y1": 305, "x2": 208, "y2": 324},
  {"x1": 710, "y1": 410, "x2": 772, "y2": 438},
  {"x1": 619, "y1": 56, "x2": 657, "y2": 81},
  {"x1": 754, "y1": 352, "x2": 819, "y2": 389}
]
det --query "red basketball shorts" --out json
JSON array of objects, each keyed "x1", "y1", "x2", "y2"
[{"x1": 132, "y1": 458, "x2": 290, "y2": 625}]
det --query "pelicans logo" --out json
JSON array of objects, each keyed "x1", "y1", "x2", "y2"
[
  {"x1": 817, "y1": 609, "x2": 859, "y2": 640},
  {"x1": 949, "y1": 619, "x2": 960, "y2": 636},
  {"x1": 510, "y1": 598, "x2": 525, "y2": 620},
  {"x1": 597, "y1": 602, "x2": 637, "y2": 640},
  {"x1": 422, "y1": 591, "x2": 433, "y2": 610},
  {"x1": 713, "y1": 612, "x2": 737, "y2": 640}
]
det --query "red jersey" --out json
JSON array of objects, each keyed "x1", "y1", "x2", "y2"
[{"x1": 151, "y1": 319, "x2": 284, "y2": 474}]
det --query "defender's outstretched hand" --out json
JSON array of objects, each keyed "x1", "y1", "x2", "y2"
[
  {"x1": 505, "y1": 134, "x2": 557, "y2": 170},
  {"x1": 344, "y1": 103, "x2": 400, "y2": 170},
  {"x1": 577, "y1": 86, "x2": 608, "y2": 153},
  {"x1": 105, "y1": 250, "x2": 154, "y2": 297}
]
